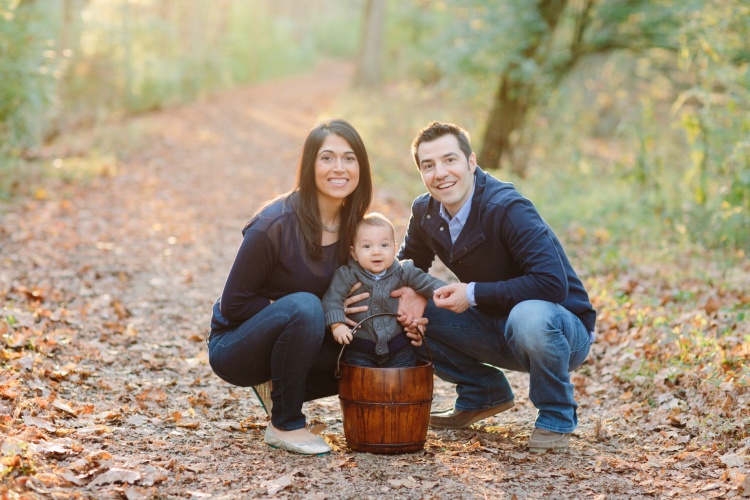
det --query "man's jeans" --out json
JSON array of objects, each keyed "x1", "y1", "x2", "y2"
[
  {"x1": 419, "y1": 299, "x2": 591, "y2": 433},
  {"x1": 207, "y1": 293, "x2": 340, "y2": 431}
]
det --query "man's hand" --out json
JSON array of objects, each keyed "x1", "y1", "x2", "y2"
[
  {"x1": 392, "y1": 286, "x2": 428, "y2": 345},
  {"x1": 433, "y1": 283, "x2": 470, "y2": 313},
  {"x1": 343, "y1": 282, "x2": 369, "y2": 327},
  {"x1": 405, "y1": 322, "x2": 427, "y2": 347},
  {"x1": 332, "y1": 324, "x2": 353, "y2": 344},
  {"x1": 392, "y1": 286, "x2": 427, "y2": 326}
]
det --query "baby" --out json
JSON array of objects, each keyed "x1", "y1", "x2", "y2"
[{"x1": 322, "y1": 212, "x2": 446, "y2": 368}]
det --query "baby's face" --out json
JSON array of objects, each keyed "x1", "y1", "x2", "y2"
[{"x1": 350, "y1": 225, "x2": 396, "y2": 274}]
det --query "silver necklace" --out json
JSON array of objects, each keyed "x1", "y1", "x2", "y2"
[{"x1": 322, "y1": 221, "x2": 340, "y2": 233}]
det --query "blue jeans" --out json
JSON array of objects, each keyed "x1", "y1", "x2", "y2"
[
  {"x1": 207, "y1": 293, "x2": 340, "y2": 431},
  {"x1": 419, "y1": 299, "x2": 591, "y2": 433},
  {"x1": 344, "y1": 345, "x2": 416, "y2": 368}
]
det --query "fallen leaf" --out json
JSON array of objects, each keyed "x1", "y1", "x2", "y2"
[
  {"x1": 740, "y1": 474, "x2": 750, "y2": 497},
  {"x1": 388, "y1": 478, "x2": 418, "y2": 488},
  {"x1": 33, "y1": 442, "x2": 77, "y2": 457},
  {"x1": 185, "y1": 492, "x2": 211, "y2": 499},
  {"x1": 261, "y1": 473, "x2": 294, "y2": 495},
  {"x1": 89, "y1": 468, "x2": 141, "y2": 486},
  {"x1": 175, "y1": 420, "x2": 200, "y2": 429},
  {"x1": 704, "y1": 296, "x2": 720, "y2": 315},
  {"x1": 23, "y1": 415, "x2": 57, "y2": 432},
  {"x1": 721, "y1": 453, "x2": 745, "y2": 468},
  {"x1": 52, "y1": 399, "x2": 78, "y2": 417},
  {"x1": 58, "y1": 471, "x2": 87, "y2": 486},
  {"x1": 308, "y1": 423, "x2": 326, "y2": 435}
]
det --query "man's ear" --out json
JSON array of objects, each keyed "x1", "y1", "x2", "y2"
[{"x1": 469, "y1": 152, "x2": 478, "y2": 171}]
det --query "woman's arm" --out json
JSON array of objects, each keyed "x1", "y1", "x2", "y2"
[{"x1": 219, "y1": 228, "x2": 277, "y2": 323}]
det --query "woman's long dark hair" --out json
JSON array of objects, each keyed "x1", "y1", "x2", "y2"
[{"x1": 292, "y1": 118, "x2": 372, "y2": 263}]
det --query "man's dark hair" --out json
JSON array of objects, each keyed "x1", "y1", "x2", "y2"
[{"x1": 411, "y1": 121, "x2": 473, "y2": 168}]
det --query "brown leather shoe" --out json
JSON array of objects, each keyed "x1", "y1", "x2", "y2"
[
  {"x1": 429, "y1": 400, "x2": 515, "y2": 429},
  {"x1": 527, "y1": 428, "x2": 570, "y2": 453}
]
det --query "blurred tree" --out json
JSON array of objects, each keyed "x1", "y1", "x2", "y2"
[
  {"x1": 354, "y1": 0, "x2": 385, "y2": 88},
  {"x1": 0, "y1": 0, "x2": 56, "y2": 153},
  {"x1": 670, "y1": 0, "x2": 750, "y2": 247},
  {"x1": 445, "y1": 0, "x2": 683, "y2": 175}
]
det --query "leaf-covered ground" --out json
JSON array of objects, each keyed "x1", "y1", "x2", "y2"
[{"x1": 1, "y1": 62, "x2": 749, "y2": 499}]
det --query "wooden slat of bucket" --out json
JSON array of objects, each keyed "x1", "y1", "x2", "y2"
[{"x1": 339, "y1": 360, "x2": 434, "y2": 454}]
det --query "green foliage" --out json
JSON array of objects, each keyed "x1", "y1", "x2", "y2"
[
  {"x1": 0, "y1": 0, "x2": 362, "y2": 199},
  {"x1": 0, "y1": 0, "x2": 57, "y2": 154},
  {"x1": 672, "y1": 0, "x2": 750, "y2": 248},
  {"x1": 382, "y1": 2, "x2": 457, "y2": 86},
  {"x1": 57, "y1": 0, "x2": 326, "y2": 117},
  {"x1": 378, "y1": 0, "x2": 750, "y2": 247}
]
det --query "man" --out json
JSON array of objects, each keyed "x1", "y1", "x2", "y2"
[{"x1": 396, "y1": 121, "x2": 596, "y2": 453}]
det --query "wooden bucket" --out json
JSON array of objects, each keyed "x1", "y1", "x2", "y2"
[
  {"x1": 338, "y1": 360, "x2": 434, "y2": 454},
  {"x1": 335, "y1": 313, "x2": 434, "y2": 454}
]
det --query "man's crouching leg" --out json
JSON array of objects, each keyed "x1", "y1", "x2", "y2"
[{"x1": 505, "y1": 300, "x2": 591, "y2": 452}]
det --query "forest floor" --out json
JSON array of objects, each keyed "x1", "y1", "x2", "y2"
[{"x1": 1, "y1": 61, "x2": 749, "y2": 499}]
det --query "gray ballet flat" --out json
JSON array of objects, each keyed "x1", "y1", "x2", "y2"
[{"x1": 263, "y1": 426, "x2": 332, "y2": 456}]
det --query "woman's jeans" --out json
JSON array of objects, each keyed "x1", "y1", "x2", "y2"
[
  {"x1": 207, "y1": 293, "x2": 340, "y2": 431},
  {"x1": 419, "y1": 299, "x2": 591, "y2": 433}
]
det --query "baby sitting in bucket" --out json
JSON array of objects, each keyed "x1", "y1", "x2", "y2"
[{"x1": 322, "y1": 212, "x2": 446, "y2": 368}]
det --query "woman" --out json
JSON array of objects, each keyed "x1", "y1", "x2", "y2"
[{"x1": 208, "y1": 118, "x2": 372, "y2": 455}]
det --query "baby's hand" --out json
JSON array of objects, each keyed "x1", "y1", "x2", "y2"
[{"x1": 332, "y1": 324, "x2": 353, "y2": 345}]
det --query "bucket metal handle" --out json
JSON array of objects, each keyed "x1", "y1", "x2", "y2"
[{"x1": 334, "y1": 312, "x2": 432, "y2": 378}]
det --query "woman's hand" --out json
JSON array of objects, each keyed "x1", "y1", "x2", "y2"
[{"x1": 343, "y1": 282, "x2": 369, "y2": 327}]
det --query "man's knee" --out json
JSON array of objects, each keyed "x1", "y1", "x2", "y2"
[{"x1": 506, "y1": 300, "x2": 559, "y2": 353}]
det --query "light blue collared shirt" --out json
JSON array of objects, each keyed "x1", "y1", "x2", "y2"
[
  {"x1": 364, "y1": 268, "x2": 387, "y2": 281},
  {"x1": 438, "y1": 179, "x2": 477, "y2": 306}
]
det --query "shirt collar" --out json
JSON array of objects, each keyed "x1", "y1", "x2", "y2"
[{"x1": 364, "y1": 268, "x2": 387, "y2": 280}]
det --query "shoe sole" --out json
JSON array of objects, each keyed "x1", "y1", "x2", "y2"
[
  {"x1": 528, "y1": 446, "x2": 569, "y2": 453},
  {"x1": 429, "y1": 401, "x2": 515, "y2": 429},
  {"x1": 265, "y1": 443, "x2": 330, "y2": 457}
]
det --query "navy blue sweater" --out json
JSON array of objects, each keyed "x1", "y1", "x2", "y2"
[
  {"x1": 397, "y1": 167, "x2": 596, "y2": 333},
  {"x1": 210, "y1": 196, "x2": 342, "y2": 333}
]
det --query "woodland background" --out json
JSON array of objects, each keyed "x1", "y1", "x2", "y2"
[{"x1": 1, "y1": 0, "x2": 749, "y2": 498}]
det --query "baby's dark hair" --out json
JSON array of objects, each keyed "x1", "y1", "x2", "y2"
[{"x1": 354, "y1": 212, "x2": 395, "y2": 243}]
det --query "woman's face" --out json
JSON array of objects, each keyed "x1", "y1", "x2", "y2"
[{"x1": 314, "y1": 133, "x2": 360, "y2": 208}]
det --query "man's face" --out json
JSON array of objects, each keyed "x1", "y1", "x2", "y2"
[{"x1": 416, "y1": 134, "x2": 476, "y2": 217}]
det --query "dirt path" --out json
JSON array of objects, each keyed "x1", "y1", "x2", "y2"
[{"x1": 1, "y1": 62, "x2": 743, "y2": 499}]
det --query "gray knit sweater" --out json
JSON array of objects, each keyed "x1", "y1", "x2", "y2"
[{"x1": 322, "y1": 258, "x2": 446, "y2": 354}]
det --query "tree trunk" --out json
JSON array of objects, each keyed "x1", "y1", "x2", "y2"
[
  {"x1": 478, "y1": 0, "x2": 569, "y2": 175},
  {"x1": 354, "y1": 0, "x2": 385, "y2": 89},
  {"x1": 477, "y1": 70, "x2": 532, "y2": 174}
]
